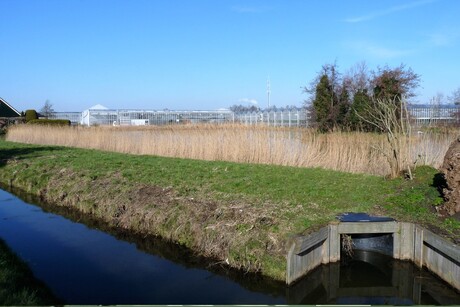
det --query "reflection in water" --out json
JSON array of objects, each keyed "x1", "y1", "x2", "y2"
[
  {"x1": 0, "y1": 187, "x2": 285, "y2": 305},
  {"x1": 0, "y1": 185, "x2": 459, "y2": 305},
  {"x1": 288, "y1": 250, "x2": 460, "y2": 305}
]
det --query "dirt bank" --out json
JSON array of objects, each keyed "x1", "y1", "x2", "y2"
[{"x1": 31, "y1": 168, "x2": 289, "y2": 280}]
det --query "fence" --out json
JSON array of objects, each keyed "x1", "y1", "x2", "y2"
[{"x1": 236, "y1": 108, "x2": 308, "y2": 127}]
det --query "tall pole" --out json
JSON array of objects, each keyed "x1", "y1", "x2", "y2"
[{"x1": 267, "y1": 77, "x2": 271, "y2": 109}]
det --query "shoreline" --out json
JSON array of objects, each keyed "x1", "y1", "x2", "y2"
[{"x1": 0, "y1": 139, "x2": 458, "y2": 282}]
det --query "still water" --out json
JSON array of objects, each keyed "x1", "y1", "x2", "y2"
[{"x1": 0, "y1": 187, "x2": 458, "y2": 305}]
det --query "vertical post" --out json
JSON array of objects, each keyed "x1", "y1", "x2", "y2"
[
  {"x1": 329, "y1": 224, "x2": 340, "y2": 262},
  {"x1": 399, "y1": 222, "x2": 415, "y2": 260},
  {"x1": 322, "y1": 228, "x2": 330, "y2": 264},
  {"x1": 414, "y1": 226, "x2": 424, "y2": 267},
  {"x1": 393, "y1": 223, "x2": 401, "y2": 260},
  {"x1": 267, "y1": 77, "x2": 271, "y2": 109}
]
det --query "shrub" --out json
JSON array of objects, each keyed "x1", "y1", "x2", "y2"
[
  {"x1": 25, "y1": 110, "x2": 38, "y2": 122},
  {"x1": 27, "y1": 119, "x2": 71, "y2": 126}
]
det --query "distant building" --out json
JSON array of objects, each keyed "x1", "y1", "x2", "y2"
[
  {"x1": 0, "y1": 97, "x2": 21, "y2": 118},
  {"x1": 81, "y1": 104, "x2": 109, "y2": 126},
  {"x1": 408, "y1": 104, "x2": 460, "y2": 126}
]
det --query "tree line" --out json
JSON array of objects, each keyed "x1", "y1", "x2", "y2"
[{"x1": 304, "y1": 62, "x2": 421, "y2": 132}]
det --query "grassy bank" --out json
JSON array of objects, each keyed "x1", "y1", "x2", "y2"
[
  {"x1": 0, "y1": 239, "x2": 61, "y2": 305},
  {"x1": 0, "y1": 139, "x2": 458, "y2": 281},
  {"x1": 6, "y1": 124, "x2": 458, "y2": 176}
]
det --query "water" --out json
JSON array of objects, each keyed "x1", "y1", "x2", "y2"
[{"x1": 0, "y1": 187, "x2": 459, "y2": 305}]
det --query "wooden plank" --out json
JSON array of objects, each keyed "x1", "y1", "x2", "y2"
[{"x1": 294, "y1": 226, "x2": 329, "y2": 255}]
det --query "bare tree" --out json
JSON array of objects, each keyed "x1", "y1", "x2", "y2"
[
  {"x1": 448, "y1": 87, "x2": 460, "y2": 105},
  {"x1": 357, "y1": 96, "x2": 413, "y2": 179},
  {"x1": 40, "y1": 100, "x2": 54, "y2": 119},
  {"x1": 343, "y1": 61, "x2": 371, "y2": 96}
]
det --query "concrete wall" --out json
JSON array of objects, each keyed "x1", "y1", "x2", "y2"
[
  {"x1": 286, "y1": 222, "x2": 460, "y2": 291},
  {"x1": 415, "y1": 226, "x2": 460, "y2": 290}
]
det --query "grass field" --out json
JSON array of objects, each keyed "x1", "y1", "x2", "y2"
[
  {"x1": 0, "y1": 138, "x2": 458, "y2": 281},
  {"x1": 6, "y1": 124, "x2": 458, "y2": 176}
]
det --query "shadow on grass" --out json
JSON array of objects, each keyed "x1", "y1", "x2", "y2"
[
  {"x1": 432, "y1": 172, "x2": 448, "y2": 198},
  {"x1": 0, "y1": 145, "x2": 64, "y2": 168}
]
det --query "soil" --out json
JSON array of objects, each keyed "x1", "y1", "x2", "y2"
[{"x1": 441, "y1": 136, "x2": 460, "y2": 216}]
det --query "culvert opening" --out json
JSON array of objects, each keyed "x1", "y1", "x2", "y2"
[
  {"x1": 340, "y1": 233, "x2": 394, "y2": 258},
  {"x1": 339, "y1": 233, "x2": 396, "y2": 290}
]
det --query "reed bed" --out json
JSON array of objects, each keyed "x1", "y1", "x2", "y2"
[{"x1": 6, "y1": 124, "x2": 458, "y2": 176}]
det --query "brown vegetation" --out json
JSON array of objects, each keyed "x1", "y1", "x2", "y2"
[
  {"x1": 6, "y1": 124, "x2": 457, "y2": 176},
  {"x1": 41, "y1": 167, "x2": 289, "y2": 278},
  {"x1": 441, "y1": 136, "x2": 460, "y2": 215}
]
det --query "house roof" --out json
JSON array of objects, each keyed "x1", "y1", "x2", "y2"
[{"x1": 0, "y1": 97, "x2": 21, "y2": 117}]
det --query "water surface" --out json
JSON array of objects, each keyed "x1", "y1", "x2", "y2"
[{"x1": 0, "y1": 187, "x2": 458, "y2": 305}]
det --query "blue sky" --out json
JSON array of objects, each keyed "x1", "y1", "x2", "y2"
[{"x1": 1, "y1": 0, "x2": 459, "y2": 112}]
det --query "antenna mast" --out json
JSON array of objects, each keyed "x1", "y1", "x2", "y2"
[{"x1": 267, "y1": 77, "x2": 271, "y2": 108}]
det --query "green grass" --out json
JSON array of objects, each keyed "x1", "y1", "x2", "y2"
[
  {"x1": 0, "y1": 139, "x2": 457, "y2": 281},
  {"x1": 0, "y1": 239, "x2": 62, "y2": 305}
]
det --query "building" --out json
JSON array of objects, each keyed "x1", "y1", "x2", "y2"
[
  {"x1": 408, "y1": 104, "x2": 460, "y2": 126},
  {"x1": 50, "y1": 104, "x2": 460, "y2": 127},
  {"x1": 0, "y1": 97, "x2": 21, "y2": 118}
]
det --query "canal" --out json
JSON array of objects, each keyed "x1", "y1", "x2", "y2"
[{"x1": 0, "y1": 187, "x2": 459, "y2": 305}]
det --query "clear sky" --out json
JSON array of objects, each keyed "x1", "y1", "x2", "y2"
[{"x1": 1, "y1": 0, "x2": 459, "y2": 112}]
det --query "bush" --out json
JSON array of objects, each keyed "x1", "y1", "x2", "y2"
[
  {"x1": 27, "y1": 119, "x2": 71, "y2": 126},
  {"x1": 25, "y1": 110, "x2": 38, "y2": 122}
]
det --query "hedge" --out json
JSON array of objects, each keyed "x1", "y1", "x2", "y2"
[
  {"x1": 25, "y1": 110, "x2": 38, "y2": 122},
  {"x1": 27, "y1": 119, "x2": 71, "y2": 126}
]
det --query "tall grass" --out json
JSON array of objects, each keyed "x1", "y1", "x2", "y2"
[{"x1": 6, "y1": 124, "x2": 457, "y2": 176}]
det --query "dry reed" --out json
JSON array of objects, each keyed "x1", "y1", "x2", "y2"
[{"x1": 6, "y1": 124, "x2": 457, "y2": 176}]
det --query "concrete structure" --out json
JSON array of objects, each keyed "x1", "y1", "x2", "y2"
[
  {"x1": 287, "y1": 222, "x2": 459, "y2": 291},
  {"x1": 286, "y1": 251, "x2": 459, "y2": 305}
]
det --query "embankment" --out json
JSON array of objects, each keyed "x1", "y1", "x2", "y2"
[{"x1": 0, "y1": 139, "x2": 458, "y2": 281}]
